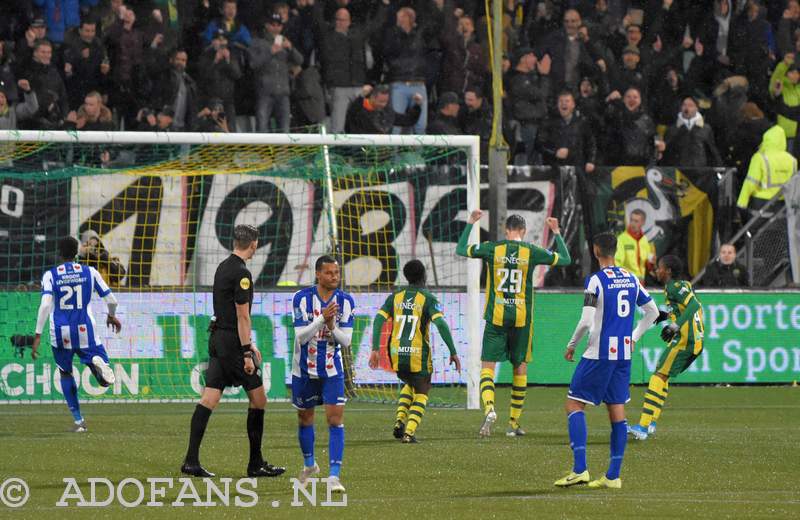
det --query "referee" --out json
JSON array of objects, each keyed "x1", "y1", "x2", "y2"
[{"x1": 181, "y1": 224, "x2": 285, "y2": 478}]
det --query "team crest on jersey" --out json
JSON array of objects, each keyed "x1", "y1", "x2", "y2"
[
  {"x1": 293, "y1": 307, "x2": 304, "y2": 321},
  {"x1": 73, "y1": 264, "x2": 82, "y2": 272},
  {"x1": 240, "y1": 277, "x2": 251, "y2": 290},
  {"x1": 57, "y1": 265, "x2": 66, "y2": 274},
  {"x1": 619, "y1": 268, "x2": 630, "y2": 276},
  {"x1": 603, "y1": 269, "x2": 616, "y2": 278}
]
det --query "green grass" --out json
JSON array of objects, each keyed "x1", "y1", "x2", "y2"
[{"x1": 1, "y1": 387, "x2": 799, "y2": 519}]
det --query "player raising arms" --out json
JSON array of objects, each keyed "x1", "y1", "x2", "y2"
[
  {"x1": 369, "y1": 260, "x2": 461, "y2": 443},
  {"x1": 456, "y1": 210, "x2": 571, "y2": 437},
  {"x1": 292, "y1": 255, "x2": 355, "y2": 493},
  {"x1": 31, "y1": 236, "x2": 121, "y2": 432},
  {"x1": 629, "y1": 255, "x2": 705, "y2": 440},
  {"x1": 555, "y1": 232, "x2": 658, "y2": 489}
]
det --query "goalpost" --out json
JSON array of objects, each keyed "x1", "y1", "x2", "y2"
[{"x1": 0, "y1": 130, "x2": 482, "y2": 409}]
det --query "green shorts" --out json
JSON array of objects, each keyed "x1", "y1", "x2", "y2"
[
  {"x1": 656, "y1": 340, "x2": 702, "y2": 378},
  {"x1": 481, "y1": 321, "x2": 534, "y2": 367}
]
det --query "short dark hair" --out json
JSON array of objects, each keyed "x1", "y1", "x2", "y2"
[
  {"x1": 370, "y1": 84, "x2": 390, "y2": 97},
  {"x1": 505, "y1": 214, "x2": 526, "y2": 231},
  {"x1": 659, "y1": 255, "x2": 683, "y2": 277},
  {"x1": 630, "y1": 208, "x2": 647, "y2": 220},
  {"x1": 593, "y1": 232, "x2": 617, "y2": 257},
  {"x1": 233, "y1": 224, "x2": 258, "y2": 250},
  {"x1": 315, "y1": 255, "x2": 338, "y2": 272},
  {"x1": 403, "y1": 259, "x2": 426, "y2": 286},
  {"x1": 58, "y1": 236, "x2": 79, "y2": 260},
  {"x1": 557, "y1": 89, "x2": 575, "y2": 101},
  {"x1": 80, "y1": 18, "x2": 97, "y2": 28}
]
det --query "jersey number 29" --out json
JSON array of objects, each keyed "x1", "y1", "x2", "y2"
[{"x1": 497, "y1": 268, "x2": 523, "y2": 293}]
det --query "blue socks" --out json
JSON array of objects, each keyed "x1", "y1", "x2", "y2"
[
  {"x1": 60, "y1": 373, "x2": 82, "y2": 422},
  {"x1": 567, "y1": 410, "x2": 587, "y2": 473},
  {"x1": 607, "y1": 420, "x2": 628, "y2": 480},
  {"x1": 329, "y1": 425, "x2": 344, "y2": 478},
  {"x1": 298, "y1": 425, "x2": 315, "y2": 467}
]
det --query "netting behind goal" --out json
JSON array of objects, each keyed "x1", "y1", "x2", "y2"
[{"x1": 0, "y1": 132, "x2": 479, "y2": 408}]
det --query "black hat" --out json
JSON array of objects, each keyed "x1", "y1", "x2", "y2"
[
  {"x1": 438, "y1": 91, "x2": 460, "y2": 110},
  {"x1": 788, "y1": 62, "x2": 799, "y2": 73},
  {"x1": 513, "y1": 46, "x2": 535, "y2": 65},
  {"x1": 208, "y1": 98, "x2": 224, "y2": 110},
  {"x1": 31, "y1": 18, "x2": 46, "y2": 28},
  {"x1": 268, "y1": 12, "x2": 284, "y2": 24},
  {"x1": 159, "y1": 105, "x2": 175, "y2": 117}
]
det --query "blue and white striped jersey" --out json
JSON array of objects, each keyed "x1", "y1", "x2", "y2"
[
  {"x1": 582, "y1": 266, "x2": 652, "y2": 361},
  {"x1": 41, "y1": 262, "x2": 112, "y2": 350},
  {"x1": 291, "y1": 286, "x2": 355, "y2": 379}
]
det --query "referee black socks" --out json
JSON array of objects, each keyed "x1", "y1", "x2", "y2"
[
  {"x1": 185, "y1": 404, "x2": 213, "y2": 465},
  {"x1": 247, "y1": 408, "x2": 265, "y2": 468}
]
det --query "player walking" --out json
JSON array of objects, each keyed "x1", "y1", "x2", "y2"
[
  {"x1": 292, "y1": 255, "x2": 355, "y2": 493},
  {"x1": 456, "y1": 210, "x2": 571, "y2": 437},
  {"x1": 555, "y1": 232, "x2": 658, "y2": 489},
  {"x1": 31, "y1": 236, "x2": 121, "y2": 432},
  {"x1": 369, "y1": 260, "x2": 461, "y2": 443},
  {"x1": 629, "y1": 255, "x2": 705, "y2": 440}
]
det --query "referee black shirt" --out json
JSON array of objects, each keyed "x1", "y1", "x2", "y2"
[{"x1": 213, "y1": 254, "x2": 254, "y2": 332}]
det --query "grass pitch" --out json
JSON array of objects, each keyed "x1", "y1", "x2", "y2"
[{"x1": 1, "y1": 386, "x2": 798, "y2": 519}]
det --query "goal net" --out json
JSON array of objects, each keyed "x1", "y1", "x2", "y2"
[{"x1": 0, "y1": 131, "x2": 481, "y2": 409}]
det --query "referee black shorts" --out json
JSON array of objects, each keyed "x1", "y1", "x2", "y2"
[{"x1": 205, "y1": 329, "x2": 263, "y2": 392}]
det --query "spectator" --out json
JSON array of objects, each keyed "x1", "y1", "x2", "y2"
[
  {"x1": 97, "y1": 0, "x2": 125, "y2": 36},
  {"x1": 311, "y1": 0, "x2": 386, "y2": 133},
  {"x1": 344, "y1": 84, "x2": 422, "y2": 134},
  {"x1": 15, "y1": 18, "x2": 48, "y2": 67},
  {"x1": 62, "y1": 18, "x2": 111, "y2": 110},
  {"x1": 150, "y1": 49, "x2": 198, "y2": 131},
  {"x1": 135, "y1": 104, "x2": 175, "y2": 131},
  {"x1": 608, "y1": 45, "x2": 647, "y2": 98},
  {"x1": 650, "y1": 66, "x2": 684, "y2": 130},
  {"x1": 282, "y1": 0, "x2": 316, "y2": 67},
  {"x1": 523, "y1": 0, "x2": 561, "y2": 48},
  {"x1": 198, "y1": 29, "x2": 242, "y2": 131},
  {"x1": 427, "y1": 91, "x2": 461, "y2": 135},
  {"x1": 0, "y1": 40, "x2": 18, "y2": 105},
  {"x1": 439, "y1": 2, "x2": 485, "y2": 95},
  {"x1": 249, "y1": 12, "x2": 303, "y2": 132},
  {"x1": 770, "y1": 52, "x2": 800, "y2": 155},
  {"x1": 776, "y1": 0, "x2": 800, "y2": 57},
  {"x1": 460, "y1": 85, "x2": 492, "y2": 161},
  {"x1": 141, "y1": 7, "x2": 178, "y2": 58},
  {"x1": 105, "y1": 6, "x2": 146, "y2": 126},
  {"x1": 737, "y1": 125, "x2": 797, "y2": 215},
  {"x1": 19, "y1": 39, "x2": 69, "y2": 129},
  {"x1": 729, "y1": 101, "x2": 772, "y2": 173},
  {"x1": 603, "y1": 86, "x2": 661, "y2": 165},
  {"x1": 383, "y1": 6, "x2": 441, "y2": 134},
  {"x1": 576, "y1": 76, "x2": 604, "y2": 135},
  {"x1": 536, "y1": 90, "x2": 596, "y2": 173},
  {"x1": 291, "y1": 64, "x2": 326, "y2": 127},
  {"x1": 64, "y1": 91, "x2": 114, "y2": 130},
  {"x1": 701, "y1": 243, "x2": 748, "y2": 287},
  {"x1": 0, "y1": 79, "x2": 38, "y2": 130},
  {"x1": 203, "y1": 0, "x2": 252, "y2": 47},
  {"x1": 729, "y1": 0, "x2": 772, "y2": 105},
  {"x1": 661, "y1": 96, "x2": 723, "y2": 168},
  {"x1": 507, "y1": 46, "x2": 551, "y2": 165},
  {"x1": 33, "y1": 0, "x2": 99, "y2": 45},
  {"x1": 539, "y1": 8, "x2": 597, "y2": 91},
  {"x1": 195, "y1": 98, "x2": 230, "y2": 132},
  {"x1": 614, "y1": 208, "x2": 655, "y2": 283},
  {"x1": 78, "y1": 229, "x2": 126, "y2": 287}
]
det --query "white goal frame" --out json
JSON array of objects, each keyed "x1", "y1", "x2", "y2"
[{"x1": 0, "y1": 130, "x2": 482, "y2": 409}]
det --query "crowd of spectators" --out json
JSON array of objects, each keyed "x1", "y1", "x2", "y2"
[{"x1": 0, "y1": 0, "x2": 795, "y2": 169}]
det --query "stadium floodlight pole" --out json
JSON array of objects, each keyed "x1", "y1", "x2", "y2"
[
  {"x1": 0, "y1": 130, "x2": 482, "y2": 409},
  {"x1": 319, "y1": 125, "x2": 341, "y2": 268},
  {"x1": 488, "y1": 0, "x2": 508, "y2": 242}
]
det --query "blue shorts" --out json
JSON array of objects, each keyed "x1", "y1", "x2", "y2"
[
  {"x1": 52, "y1": 343, "x2": 109, "y2": 374},
  {"x1": 291, "y1": 375, "x2": 346, "y2": 409},
  {"x1": 568, "y1": 358, "x2": 631, "y2": 406}
]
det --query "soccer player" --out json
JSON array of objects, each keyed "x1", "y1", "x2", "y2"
[
  {"x1": 31, "y1": 236, "x2": 121, "y2": 432},
  {"x1": 555, "y1": 232, "x2": 658, "y2": 489},
  {"x1": 182, "y1": 225, "x2": 285, "y2": 478},
  {"x1": 628, "y1": 255, "x2": 705, "y2": 440},
  {"x1": 368, "y1": 260, "x2": 461, "y2": 443},
  {"x1": 456, "y1": 210, "x2": 571, "y2": 437},
  {"x1": 292, "y1": 255, "x2": 355, "y2": 493}
]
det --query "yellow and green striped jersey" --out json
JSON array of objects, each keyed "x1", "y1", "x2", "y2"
[
  {"x1": 465, "y1": 240, "x2": 559, "y2": 328},
  {"x1": 664, "y1": 279, "x2": 704, "y2": 343},
  {"x1": 377, "y1": 287, "x2": 443, "y2": 375}
]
